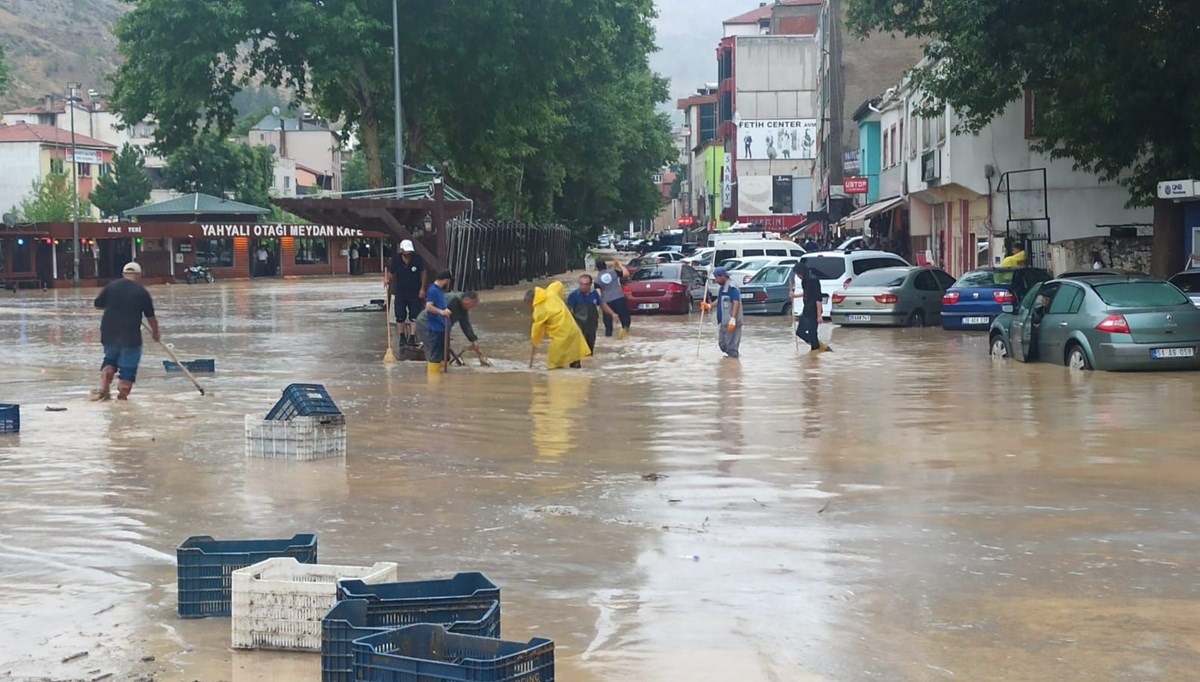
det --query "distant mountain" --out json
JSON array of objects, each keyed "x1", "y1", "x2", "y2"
[
  {"x1": 0, "y1": 0, "x2": 126, "y2": 108},
  {"x1": 651, "y1": 0, "x2": 740, "y2": 119}
]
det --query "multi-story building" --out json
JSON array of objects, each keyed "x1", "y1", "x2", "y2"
[
  {"x1": 0, "y1": 123, "x2": 115, "y2": 219},
  {"x1": 248, "y1": 114, "x2": 343, "y2": 196},
  {"x1": 677, "y1": 84, "x2": 719, "y2": 226}
]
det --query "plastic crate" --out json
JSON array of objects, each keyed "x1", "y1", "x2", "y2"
[
  {"x1": 322, "y1": 599, "x2": 501, "y2": 682},
  {"x1": 266, "y1": 383, "x2": 342, "y2": 421},
  {"x1": 353, "y1": 624, "x2": 554, "y2": 682},
  {"x1": 232, "y1": 558, "x2": 398, "y2": 652},
  {"x1": 176, "y1": 533, "x2": 317, "y2": 618},
  {"x1": 245, "y1": 414, "x2": 346, "y2": 461},
  {"x1": 337, "y1": 572, "x2": 500, "y2": 607},
  {"x1": 164, "y1": 359, "x2": 216, "y2": 373},
  {"x1": 0, "y1": 404, "x2": 18, "y2": 434}
]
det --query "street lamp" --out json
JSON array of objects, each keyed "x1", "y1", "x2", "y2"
[{"x1": 68, "y1": 82, "x2": 81, "y2": 286}]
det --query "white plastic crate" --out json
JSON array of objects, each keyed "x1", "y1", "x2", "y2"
[
  {"x1": 231, "y1": 557, "x2": 398, "y2": 651},
  {"x1": 245, "y1": 414, "x2": 346, "y2": 460}
]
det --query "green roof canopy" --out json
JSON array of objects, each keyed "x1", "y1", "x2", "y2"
[{"x1": 123, "y1": 193, "x2": 270, "y2": 218}]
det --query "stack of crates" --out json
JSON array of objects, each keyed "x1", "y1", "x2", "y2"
[
  {"x1": 176, "y1": 534, "x2": 318, "y2": 618},
  {"x1": 246, "y1": 383, "x2": 346, "y2": 460}
]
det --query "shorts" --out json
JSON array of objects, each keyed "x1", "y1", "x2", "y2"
[
  {"x1": 395, "y1": 295, "x2": 423, "y2": 323},
  {"x1": 102, "y1": 344, "x2": 143, "y2": 383}
]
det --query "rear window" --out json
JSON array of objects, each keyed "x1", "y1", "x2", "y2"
[
  {"x1": 803, "y1": 256, "x2": 845, "y2": 280},
  {"x1": 749, "y1": 267, "x2": 792, "y2": 285},
  {"x1": 1094, "y1": 282, "x2": 1190, "y2": 307},
  {"x1": 954, "y1": 270, "x2": 1015, "y2": 288},
  {"x1": 852, "y1": 269, "x2": 909, "y2": 288},
  {"x1": 715, "y1": 250, "x2": 736, "y2": 264},
  {"x1": 1170, "y1": 273, "x2": 1200, "y2": 294},
  {"x1": 632, "y1": 264, "x2": 681, "y2": 281}
]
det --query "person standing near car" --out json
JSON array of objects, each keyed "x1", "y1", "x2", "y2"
[
  {"x1": 386, "y1": 239, "x2": 427, "y2": 348},
  {"x1": 595, "y1": 259, "x2": 631, "y2": 339},
  {"x1": 700, "y1": 267, "x2": 743, "y2": 358},
  {"x1": 792, "y1": 263, "x2": 832, "y2": 353},
  {"x1": 91, "y1": 262, "x2": 159, "y2": 401}
]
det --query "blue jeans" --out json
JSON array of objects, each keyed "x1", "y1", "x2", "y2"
[
  {"x1": 102, "y1": 345, "x2": 143, "y2": 383},
  {"x1": 795, "y1": 316, "x2": 820, "y2": 350}
]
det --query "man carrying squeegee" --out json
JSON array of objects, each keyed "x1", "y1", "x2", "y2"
[{"x1": 91, "y1": 262, "x2": 159, "y2": 401}]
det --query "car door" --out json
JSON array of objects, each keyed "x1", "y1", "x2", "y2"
[
  {"x1": 1038, "y1": 284, "x2": 1084, "y2": 363},
  {"x1": 913, "y1": 270, "x2": 941, "y2": 316},
  {"x1": 1011, "y1": 283, "x2": 1044, "y2": 362}
]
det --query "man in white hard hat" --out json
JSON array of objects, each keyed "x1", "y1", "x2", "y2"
[
  {"x1": 91, "y1": 262, "x2": 159, "y2": 401},
  {"x1": 385, "y1": 239, "x2": 428, "y2": 349}
]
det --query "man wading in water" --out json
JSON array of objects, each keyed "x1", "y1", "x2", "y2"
[
  {"x1": 793, "y1": 262, "x2": 832, "y2": 353},
  {"x1": 566, "y1": 274, "x2": 615, "y2": 365},
  {"x1": 594, "y1": 259, "x2": 631, "y2": 339},
  {"x1": 91, "y1": 262, "x2": 160, "y2": 401}
]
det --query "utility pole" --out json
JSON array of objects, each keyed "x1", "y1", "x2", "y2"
[
  {"x1": 392, "y1": 0, "x2": 403, "y2": 194},
  {"x1": 68, "y1": 82, "x2": 81, "y2": 286}
]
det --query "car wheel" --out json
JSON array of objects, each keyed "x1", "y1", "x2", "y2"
[
  {"x1": 781, "y1": 302, "x2": 792, "y2": 316},
  {"x1": 989, "y1": 335, "x2": 1010, "y2": 359},
  {"x1": 1066, "y1": 344, "x2": 1092, "y2": 371},
  {"x1": 907, "y1": 310, "x2": 926, "y2": 328}
]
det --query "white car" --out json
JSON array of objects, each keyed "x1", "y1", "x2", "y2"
[
  {"x1": 730, "y1": 256, "x2": 802, "y2": 287},
  {"x1": 683, "y1": 247, "x2": 715, "y2": 269},
  {"x1": 641, "y1": 250, "x2": 684, "y2": 263},
  {"x1": 794, "y1": 250, "x2": 911, "y2": 318}
]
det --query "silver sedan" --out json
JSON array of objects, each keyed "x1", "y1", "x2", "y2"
[{"x1": 830, "y1": 266, "x2": 956, "y2": 327}]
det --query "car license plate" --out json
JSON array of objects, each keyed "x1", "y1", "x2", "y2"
[
  {"x1": 638, "y1": 303, "x2": 659, "y2": 310},
  {"x1": 964, "y1": 316, "x2": 990, "y2": 325},
  {"x1": 847, "y1": 314, "x2": 871, "y2": 322},
  {"x1": 1152, "y1": 347, "x2": 1195, "y2": 359}
]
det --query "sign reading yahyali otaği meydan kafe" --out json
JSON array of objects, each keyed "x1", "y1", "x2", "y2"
[
  {"x1": 200, "y1": 224, "x2": 365, "y2": 238},
  {"x1": 737, "y1": 119, "x2": 817, "y2": 160}
]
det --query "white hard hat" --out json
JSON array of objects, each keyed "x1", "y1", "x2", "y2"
[
  {"x1": 122, "y1": 262, "x2": 142, "y2": 274},
  {"x1": 399, "y1": 239, "x2": 415, "y2": 252}
]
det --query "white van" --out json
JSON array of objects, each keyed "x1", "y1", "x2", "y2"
[
  {"x1": 794, "y1": 250, "x2": 911, "y2": 318},
  {"x1": 707, "y1": 231, "x2": 781, "y2": 248},
  {"x1": 710, "y1": 240, "x2": 806, "y2": 274}
]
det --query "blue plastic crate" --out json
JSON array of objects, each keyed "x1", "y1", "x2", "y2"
[
  {"x1": 322, "y1": 599, "x2": 500, "y2": 682},
  {"x1": 337, "y1": 572, "x2": 500, "y2": 610},
  {"x1": 266, "y1": 384, "x2": 342, "y2": 421},
  {"x1": 176, "y1": 533, "x2": 317, "y2": 618},
  {"x1": 163, "y1": 359, "x2": 216, "y2": 373},
  {"x1": 0, "y1": 404, "x2": 18, "y2": 434},
  {"x1": 354, "y1": 624, "x2": 554, "y2": 682}
]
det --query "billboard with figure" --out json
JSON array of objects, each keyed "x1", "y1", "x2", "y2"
[{"x1": 737, "y1": 119, "x2": 817, "y2": 160}]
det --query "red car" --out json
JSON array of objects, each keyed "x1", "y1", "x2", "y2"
[{"x1": 622, "y1": 263, "x2": 706, "y2": 314}]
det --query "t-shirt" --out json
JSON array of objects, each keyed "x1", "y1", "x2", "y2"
[
  {"x1": 567, "y1": 289, "x2": 602, "y2": 326},
  {"x1": 425, "y1": 283, "x2": 449, "y2": 333},
  {"x1": 389, "y1": 253, "x2": 425, "y2": 297},
  {"x1": 716, "y1": 282, "x2": 742, "y2": 324},
  {"x1": 416, "y1": 294, "x2": 478, "y2": 342},
  {"x1": 801, "y1": 276, "x2": 822, "y2": 318},
  {"x1": 595, "y1": 270, "x2": 624, "y2": 303},
  {"x1": 94, "y1": 278, "x2": 155, "y2": 348}
]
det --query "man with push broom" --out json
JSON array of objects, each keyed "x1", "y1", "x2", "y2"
[
  {"x1": 91, "y1": 262, "x2": 159, "y2": 401},
  {"x1": 417, "y1": 290, "x2": 482, "y2": 364},
  {"x1": 421, "y1": 270, "x2": 455, "y2": 373}
]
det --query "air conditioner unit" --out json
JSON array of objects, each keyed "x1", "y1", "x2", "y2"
[{"x1": 921, "y1": 150, "x2": 940, "y2": 183}]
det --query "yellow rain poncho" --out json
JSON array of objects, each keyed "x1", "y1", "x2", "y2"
[{"x1": 531, "y1": 281, "x2": 591, "y2": 370}]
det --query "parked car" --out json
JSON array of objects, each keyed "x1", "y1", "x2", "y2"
[
  {"x1": 597, "y1": 234, "x2": 614, "y2": 248},
  {"x1": 1168, "y1": 270, "x2": 1200, "y2": 308},
  {"x1": 710, "y1": 239, "x2": 806, "y2": 276},
  {"x1": 830, "y1": 266, "x2": 956, "y2": 327},
  {"x1": 941, "y1": 267, "x2": 1051, "y2": 330},
  {"x1": 988, "y1": 275, "x2": 1200, "y2": 371},
  {"x1": 795, "y1": 250, "x2": 912, "y2": 318},
  {"x1": 739, "y1": 265, "x2": 798, "y2": 315},
  {"x1": 731, "y1": 256, "x2": 801, "y2": 287},
  {"x1": 683, "y1": 248, "x2": 715, "y2": 269},
  {"x1": 623, "y1": 262, "x2": 706, "y2": 314}
]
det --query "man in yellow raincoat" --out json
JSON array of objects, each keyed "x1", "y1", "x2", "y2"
[{"x1": 525, "y1": 281, "x2": 591, "y2": 369}]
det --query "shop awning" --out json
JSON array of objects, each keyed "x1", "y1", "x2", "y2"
[
  {"x1": 787, "y1": 215, "x2": 825, "y2": 238},
  {"x1": 840, "y1": 195, "x2": 906, "y2": 226}
]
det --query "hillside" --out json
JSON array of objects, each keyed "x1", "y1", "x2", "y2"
[{"x1": 0, "y1": 0, "x2": 125, "y2": 108}]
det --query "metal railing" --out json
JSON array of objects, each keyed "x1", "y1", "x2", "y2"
[{"x1": 447, "y1": 219, "x2": 569, "y2": 292}]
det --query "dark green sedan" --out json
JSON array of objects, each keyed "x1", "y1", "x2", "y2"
[{"x1": 988, "y1": 275, "x2": 1200, "y2": 371}]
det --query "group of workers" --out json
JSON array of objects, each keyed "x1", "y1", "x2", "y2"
[
  {"x1": 385, "y1": 239, "x2": 481, "y2": 372},
  {"x1": 698, "y1": 262, "x2": 832, "y2": 360}
]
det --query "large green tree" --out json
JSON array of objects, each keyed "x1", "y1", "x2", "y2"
[
  {"x1": 15, "y1": 173, "x2": 92, "y2": 223},
  {"x1": 164, "y1": 136, "x2": 274, "y2": 209},
  {"x1": 90, "y1": 144, "x2": 153, "y2": 218},
  {"x1": 0, "y1": 43, "x2": 9, "y2": 96},
  {"x1": 847, "y1": 0, "x2": 1200, "y2": 276}
]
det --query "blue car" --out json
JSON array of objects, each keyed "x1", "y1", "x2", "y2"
[
  {"x1": 738, "y1": 265, "x2": 796, "y2": 315},
  {"x1": 941, "y1": 267, "x2": 1050, "y2": 330}
]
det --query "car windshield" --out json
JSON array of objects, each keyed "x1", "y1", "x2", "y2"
[
  {"x1": 632, "y1": 264, "x2": 681, "y2": 281},
  {"x1": 851, "y1": 269, "x2": 910, "y2": 288},
  {"x1": 748, "y1": 266, "x2": 792, "y2": 285},
  {"x1": 1094, "y1": 281, "x2": 1190, "y2": 307},
  {"x1": 732, "y1": 259, "x2": 771, "y2": 271},
  {"x1": 954, "y1": 270, "x2": 1015, "y2": 287},
  {"x1": 803, "y1": 256, "x2": 845, "y2": 279},
  {"x1": 1170, "y1": 273, "x2": 1200, "y2": 294}
]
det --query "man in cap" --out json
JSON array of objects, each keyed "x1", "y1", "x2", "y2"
[
  {"x1": 417, "y1": 290, "x2": 482, "y2": 363},
  {"x1": 91, "y1": 262, "x2": 159, "y2": 401},
  {"x1": 422, "y1": 270, "x2": 455, "y2": 370},
  {"x1": 385, "y1": 239, "x2": 427, "y2": 348},
  {"x1": 594, "y1": 259, "x2": 631, "y2": 338},
  {"x1": 565, "y1": 274, "x2": 614, "y2": 361},
  {"x1": 700, "y1": 266, "x2": 743, "y2": 358}
]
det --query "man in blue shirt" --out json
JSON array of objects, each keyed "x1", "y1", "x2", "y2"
[
  {"x1": 701, "y1": 266, "x2": 743, "y2": 358},
  {"x1": 565, "y1": 274, "x2": 615, "y2": 366},
  {"x1": 422, "y1": 270, "x2": 454, "y2": 369}
]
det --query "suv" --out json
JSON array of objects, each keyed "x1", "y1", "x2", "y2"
[{"x1": 795, "y1": 250, "x2": 911, "y2": 318}]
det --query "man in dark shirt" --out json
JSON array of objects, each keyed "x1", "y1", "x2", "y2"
[
  {"x1": 385, "y1": 239, "x2": 427, "y2": 348},
  {"x1": 92, "y1": 262, "x2": 160, "y2": 401},
  {"x1": 566, "y1": 274, "x2": 615, "y2": 360},
  {"x1": 792, "y1": 262, "x2": 832, "y2": 353}
]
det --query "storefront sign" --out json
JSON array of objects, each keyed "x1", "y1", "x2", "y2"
[
  {"x1": 736, "y1": 119, "x2": 817, "y2": 160},
  {"x1": 66, "y1": 149, "x2": 102, "y2": 165},
  {"x1": 1157, "y1": 179, "x2": 1198, "y2": 200},
  {"x1": 106, "y1": 225, "x2": 143, "y2": 234},
  {"x1": 177, "y1": 242, "x2": 193, "y2": 253},
  {"x1": 844, "y1": 177, "x2": 870, "y2": 195},
  {"x1": 843, "y1": 150, "x2": 861, "y2": 176},
  {"x1": 721, "y1": 153, "x2": 733, "y2": 209},
  {"x1": 200, "y1": 224, "x2": 365, "y2": 238},
  {"x1": 734, "y1": 215, "x2": 804, "y2": 233}
]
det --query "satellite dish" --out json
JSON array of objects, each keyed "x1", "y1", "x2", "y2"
[
  {"x1": 271, "y1": 106, "x2": 281, "y2": 117},
  {"x1": 267, "y1": 144, "x2": 277, "y2": 154},
  {"x1": 2, "y1": 213, "x2": 16, "y2": 229}
]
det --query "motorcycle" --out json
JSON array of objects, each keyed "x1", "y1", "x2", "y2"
[{"x1": 184, "y1": 265, "x2": 215, "y2": 284}]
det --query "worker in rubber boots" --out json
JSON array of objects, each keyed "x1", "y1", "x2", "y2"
[
  {"x1": 701, "y1": 266, "x2": 743, "y2": 358},
  {"x1": 595, "y1": 259, "x2": 631, "y2": 339},
  {"x1": 91, "y1": 262, "x2": 160, "y2": 401},
  {"x1": 525, "y1": 280, "x2": 591, "y2": 370},
  {"x1": 422, "y1": 270, "x2": 455, "y2": 373},
  {"x1": 417, "y1": 290, "x2": 481, "y2": 360}
]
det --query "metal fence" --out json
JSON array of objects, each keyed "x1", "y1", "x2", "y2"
[{"x1": 446, "y1": 219, "x2": 569, "y2": 291}]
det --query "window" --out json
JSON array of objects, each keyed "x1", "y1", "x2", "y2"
[
  {"x1": 921, "y1": 111, "x2": 932, "y2": 151},
  {"x1": 909, "y1": 114, "x2": 918, "y2": 158},
  {"x1": 50, "y1": 158, "x2": 64, "y2": 174},
  {"x1": 882, "y1": 129, "x2": 890, "y2": 168},
  {"x1": 934, "y1": 105, "x2": 946, "y2": 144},
  {"x1": 699, "y1": 103, "x2": 717, "y2": 144},
  {"x1": 77, "y1": 162, "x2": 91, "y2": 178},
  {"x1": 766, "y1": 248, "x2": 789, "y2": 257},
  {"x1": 283, "y1": 176, "x2": 291, "y2": 190},
  {"x1": 716, "y1": 249, "x2": 736, "y2": 264},
  {"x1": 719, "y1": 92, "x2": 733, "y2": 123},
  {"x1": 898, "y1": 121, "x2": 905, "y2": 163},
  {"x1": 933, "y1": 270, "x2": 956, "y2": 290},
  {"x1": 195, "y1": 238, "x2": 234, "y2": 267},
  {"x1": 653, "y1": 173, "x2": 664, "y2": 184},
  {"x1": 740, "y1": 249, "x2": 765, "y2": 257},
  {"x1": 99, "y1": 164, "x2": 110, "y2": 177},
  {"x1": 1048, "y1": 286, "x2": 1083, "y2": 315},
  {"x1": 803, "y1": 256, "x2": 846, "y2": 280},
  {"x1": 1094, "y1": 282, "x2": 1190, "y2": 307},
  {"x1": 854, "y1": 269, "x2": 909, "y2": 288},
  {"x1": 295, "y1": 238, "x2": 329, "y2": 265},
  {"x1": 914, "y1": 271, "x2": 940, "y2": 291},
  {"x1": 890, "y1": 124, "x2": 898, "y2": 167},
  {"x1": 632, "y1": 264, "x2": 682, "y2": 281}
]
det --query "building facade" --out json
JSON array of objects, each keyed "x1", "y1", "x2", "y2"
[
  {"x1": 249, "y1": 115, "x2": 344, "y2": 196},
  {"x1": 0, "y1": 123, "x2": 115, "y2": 219}
]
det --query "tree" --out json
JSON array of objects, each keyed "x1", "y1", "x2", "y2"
[
  {"x1": 90, "y1": 144, "x2": 153, "y2": 218},
  {"x1": 0, "y1": 43, "x2": 9, "y2": 97},
  {"x1": 164, "y1": 136, "x2": 274, "y2": 209},
  {"x1": 846, "y1": 0, "x2": 1200, "y2": 276},
  {"x1": 15, "y1": 173, "x2": 92, "y2": 223}
]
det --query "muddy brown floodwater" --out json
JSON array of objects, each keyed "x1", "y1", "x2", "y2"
[{"x1": 2, "y1": 277, "x2": 1200, "y2": 681}]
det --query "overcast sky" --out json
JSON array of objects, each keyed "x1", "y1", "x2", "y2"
[{"x1": 651, "y1": 0, "x2": 743, "y2": 119}]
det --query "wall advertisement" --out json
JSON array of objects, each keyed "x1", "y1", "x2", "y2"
[{"x1": 737, "y1": 119, "x2": 817, "y2": 160}]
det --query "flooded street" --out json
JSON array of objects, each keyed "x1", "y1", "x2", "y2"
[{"x1": 2, "y1": 277, "x2": 1200, "y2": 681}]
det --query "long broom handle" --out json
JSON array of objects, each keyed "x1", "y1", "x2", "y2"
[
  {"x1": 143, "y1": 321, "x2": 205, "y2": 396},
  {"x1": 695, "y1": 271, "x2": 711, "y2": 358}
]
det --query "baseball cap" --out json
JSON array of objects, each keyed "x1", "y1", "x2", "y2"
[
  {"x1": 436, "y1": 269, "x2": 454, "y2": 282},
  {"x1": 399, "y1": 239, "x2": 415, "y2": 252},
  {"x1": 713, "y1": 266, "x2": 729, "y2": 277},
  {"x1": 122, "y1": 262, "x2": 142, "y2": 275}
]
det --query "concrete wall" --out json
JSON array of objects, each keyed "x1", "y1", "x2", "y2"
[
  {"x1": 0, "y1": 142, "x2": 42, "y2": 214},
  {"x1": 1047, "y1": 236, "x2": 1153, "y2": 276},
  {"x1": 250, "y1": 128, "x2": 343, "y2": 191}
]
